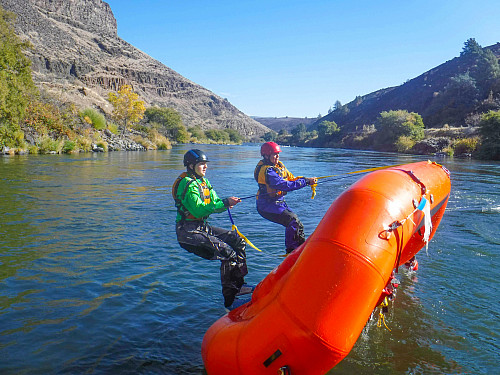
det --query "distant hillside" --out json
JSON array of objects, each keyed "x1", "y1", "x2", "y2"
[
  {"x1": 0, "y1": 0, "x2": 270, "y2": 138},
  {"x1": 252, "y1": 116, "x2": 316, "y2": 132},
  {"x1": 312, "y1": 41, "x2": 500, "y2": 131}
]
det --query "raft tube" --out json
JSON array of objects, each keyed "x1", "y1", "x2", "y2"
[{"x1": 202, "y1": 161, "x2": 451, "y2": 375}]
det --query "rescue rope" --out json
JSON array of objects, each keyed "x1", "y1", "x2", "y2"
[
  {"x1": 315, "y1": 163, "x2": 407, "y2": 183},
  {"x1": 227, "y1": 208, "x2": 263, "y2": 252},
  {"x1": 240, "y1": 163, "x2": 405, "y2": 201}
]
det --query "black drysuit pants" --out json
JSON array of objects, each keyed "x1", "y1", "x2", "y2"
[{"x1": 176, "y1": 220, "x2": 247, "y2": 307}]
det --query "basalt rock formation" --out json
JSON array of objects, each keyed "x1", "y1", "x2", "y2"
[{"x1": 0, "y1": 0, "x2": 270, "y2": 137}]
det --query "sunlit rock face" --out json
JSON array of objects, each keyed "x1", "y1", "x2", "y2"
[{"x1": 0, "y1": 0, "x2": 269, "y2": 136}]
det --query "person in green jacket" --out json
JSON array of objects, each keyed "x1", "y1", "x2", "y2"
[{"x1": 173, "y1": 149, "x2": 252, "y2": 310}]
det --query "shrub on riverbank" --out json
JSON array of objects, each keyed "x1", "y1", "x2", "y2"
[
  {"x1": 453, "y1": 137, "x2": 480, "y2": 156},
  {"x1": 395, "y1": 135, "x2": 416, "y2": 153},
  {"x1": 476, "y1": 110, "x2": 500, "y2": 160},
  {"x1": 81, "y1": 108, "x2": 106, "y2": 130},
  {"x1": 38, "y1": 136, "x2": 63, "y2": 154},
  {"x1": 371, "y1": 110, "x2": 425, "y2": 151},
  {"x1": 267, "y1": 107, "x2": 497, "y2": 160}
]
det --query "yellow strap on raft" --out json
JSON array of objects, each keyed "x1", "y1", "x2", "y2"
[
  {"x1": 376, "y1": 296, "x2": 391, "y2": 331},
  {"x1": 377, "y1": 311, "x2": 391, "y2": 331},
  {"x1": 232, "y1": 224, "x2": 263, "y2": 252}
]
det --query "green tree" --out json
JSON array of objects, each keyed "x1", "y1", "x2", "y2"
[
  {"x1": 278, "y1": 128, "x2": 289, "y2": 137},
  {"x1": 174, "y1": 124, "x2": 190, "y2": 143},
  {"x1": 225, "y1": 128, "x2": 243, "y2": 144},
  {"x1": 145, "y1": 106, "x2": 182, "y2": 127},
  {"x1": 477, "y1": 110, "x2": 500, "y2": 160},
  {"x1": 426, "y1": 72, "x2": 479, "y2": 126},
  {"x1": 0, "y1": 6, "x2": 36, "y2": 146},
  {"x1": 188, "y1": 125, "x2": 205, "y2": 141},
  {"x1": 373, "y1": 110, "x2": 425, "y2": 151},
  {"x1": 107, "y1": 85, "x2": 146, "y2": 131},
  {"x1": 460, "y1": 38, "x2": 483, "y2": 57},
  {"x1": 205, "y1": 129, "x2": 230, "y2": 143},
  {"x1": 476, "y1": 49, "x2": 500, "y2": 89},
  {"x1": 442, "y1": 72, "x2": 480, "y2": 114},
  {"x1": 317, "y1": 120, "x2": 340, "y2": 138},
  {"x1": 460, "y1": 38, "x2": 500, "y2": 96},
  {"x1": 292, "y1": 123, "x2": 307, "y2": 141},
  {"x1": 263, "y1": 131, "x2": 277, "y2": 142},
  {"x1": 276, "y1": 128, "x2": 291, "y2": 144},
  {"x1": 144, "y1": 106, "x2": 188, "y2": 142}
]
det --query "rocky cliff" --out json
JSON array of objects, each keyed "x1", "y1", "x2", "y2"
[{"x1": 0, "y1": 0, "x2": 270, "y2": 137}]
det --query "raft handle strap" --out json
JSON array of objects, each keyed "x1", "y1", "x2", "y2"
[
  {"x1": 394, "y1": 223, "x2": 404, "y2": 274},
  {"x1": 397, "y1": 169, "x2": 427, "y2": 195}
]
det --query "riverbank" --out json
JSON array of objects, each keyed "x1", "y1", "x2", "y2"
[{"x1": 1, "y1": 124, "x2": 481, "y2": 159}]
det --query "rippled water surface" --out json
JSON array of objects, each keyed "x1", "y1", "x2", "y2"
[{"x1": 0, "y1": 145, "x2": 498, "y2": 374}]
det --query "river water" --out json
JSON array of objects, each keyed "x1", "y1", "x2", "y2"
[{"x1": 0, "y1": 144, "x2": 498, "y2": 375}]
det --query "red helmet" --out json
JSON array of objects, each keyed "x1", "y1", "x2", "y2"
[{"x1": 260, "y1": 142, "x2": 281, "y2": 156}]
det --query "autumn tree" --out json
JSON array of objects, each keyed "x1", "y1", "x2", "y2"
[{"x1": 107, "y1": 84, "x2": 145, "y2": 131}]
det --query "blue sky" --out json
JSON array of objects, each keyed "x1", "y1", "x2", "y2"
[{"x1": 105, "y1": 0, "x2": 499, "y2": 118}]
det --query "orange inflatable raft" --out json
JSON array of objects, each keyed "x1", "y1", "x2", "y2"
[{"x1": 202, "y1": 161, "x2": 451, "y2": 375}]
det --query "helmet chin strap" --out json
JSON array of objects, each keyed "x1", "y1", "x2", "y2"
[{"x1": 187, "y1": 164, "x2": 203, "y2": 178}]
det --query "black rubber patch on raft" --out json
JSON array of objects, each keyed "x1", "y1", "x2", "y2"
[{"x1": 263, "y1": 349, "x2": 282, "y2": 367}]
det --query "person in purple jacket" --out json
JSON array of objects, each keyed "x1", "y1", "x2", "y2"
[{"x1": 254, "y1": 142, "x2": 317, "y2": 254}]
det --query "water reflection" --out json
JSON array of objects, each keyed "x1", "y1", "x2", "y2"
[
  {"x1": 0, "y1": 147, "x2": 498, "y2": 374},
  {"x1": 330, "y1": 271, "x2": 464, "y2": 374}
]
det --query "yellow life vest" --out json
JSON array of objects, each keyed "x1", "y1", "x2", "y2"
[
  {"x1": 172, "y1": 172, "x2": 211, "y2": 220},
  {"x1": 254, "y1": 160, "x2": 295, "y2": 200}
]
